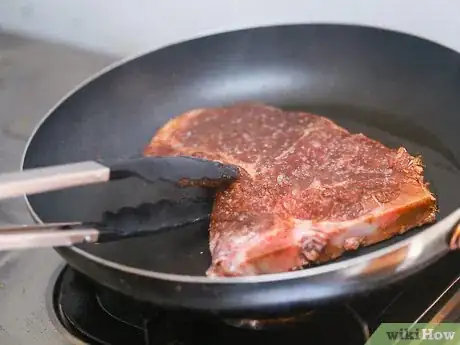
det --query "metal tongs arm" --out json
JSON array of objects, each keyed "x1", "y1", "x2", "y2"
[{"x1": 0, "y1": 223, "x2": 101, "y2": 250}]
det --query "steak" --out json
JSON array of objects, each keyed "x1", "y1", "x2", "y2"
[{"x1": 144, "y1": 103, "x2": 437, "y2": 277}]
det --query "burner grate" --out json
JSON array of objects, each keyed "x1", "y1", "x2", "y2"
[
  {"x1": 47, "y1": 252, "x2": 459, "y2": 345},
  {"x1": 50, "y1": 267, "x2": 369, "y2": 345}
]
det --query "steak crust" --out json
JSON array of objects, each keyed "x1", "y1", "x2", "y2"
[{"x1": 144, "y1": 103, "x2": 437, "y2": 277}]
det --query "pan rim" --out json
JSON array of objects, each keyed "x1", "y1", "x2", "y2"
[{"x1": 21, "y1": 23, "x2": 459, "y2": 284}]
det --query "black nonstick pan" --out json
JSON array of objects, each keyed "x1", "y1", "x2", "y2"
[{"x1": 21, "y1": 24, "x2": 460, "y2": 317}]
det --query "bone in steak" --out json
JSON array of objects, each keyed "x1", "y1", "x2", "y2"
[{"x1": 144, "y1": 103, "x2": 437, "y2": 277}]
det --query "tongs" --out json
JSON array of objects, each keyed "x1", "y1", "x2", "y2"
[{"x1": 0, "y1": 156, "x2": 239, "y2": 250}]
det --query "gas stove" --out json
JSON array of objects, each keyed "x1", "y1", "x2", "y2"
[
  {"x1": 43, "y1": 252, "x2": 459, "y2": 345},
  {"x1": 0, "y1": 31, "x2": 459, "y2": 345}
]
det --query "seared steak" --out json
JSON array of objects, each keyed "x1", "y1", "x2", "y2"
[{"x1": 144, "y1": 103, "x2": 437, "y2": 277}]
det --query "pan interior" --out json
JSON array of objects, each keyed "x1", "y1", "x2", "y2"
[{"x1": 23, "y1": 24, "x2": 460, "y2": 277}]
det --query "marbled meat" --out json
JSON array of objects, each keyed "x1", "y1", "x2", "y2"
[{"x1": 144, "y1": 103, "x2": 437, "y2": 277}]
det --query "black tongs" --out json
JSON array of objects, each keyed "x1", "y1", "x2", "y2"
[
  {"x1": 0, "y1": 156, "x2": 239, "y2": 250},
  {"x1": 0, "y1": 156, "x2": 239, "y2": 199},
  {"x1": 0, "y1": 201, "x2": 213, "y2": 250}
]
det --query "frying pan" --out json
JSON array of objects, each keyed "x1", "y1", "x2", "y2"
[{"x1": 21, "y1": 24, "x2": 460, "y2": 317}]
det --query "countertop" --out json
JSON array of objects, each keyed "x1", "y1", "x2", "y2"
[
  {"x1": 0, "y1": 32, "x2": 115, "y2": 345},
  {"x1": 1, "y1": 0, "x2": 460, "y2": 57}
]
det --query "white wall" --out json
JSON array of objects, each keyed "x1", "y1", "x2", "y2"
[{"x1": 0, "y1": 0, "x2": 459, "y2": 58}]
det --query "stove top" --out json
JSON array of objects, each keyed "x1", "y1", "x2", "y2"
[{"x1": 47, "y1": 252, "x2": 459, "y2": 345}]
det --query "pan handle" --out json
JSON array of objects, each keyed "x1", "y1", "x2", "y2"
[{"x1": 0, "y1": 161, "x2": 110, "y2": 200}]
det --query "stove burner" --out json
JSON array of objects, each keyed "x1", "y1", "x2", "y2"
[
  {"x1": 223, "y1": 311, "x2": 316, "y2": 330},
  {"x1": 47, "y1": 266, "x2": 370, "y2": 345},
  {"x1": 46, "y1": 253, "x2": 459, "y2": 345}
]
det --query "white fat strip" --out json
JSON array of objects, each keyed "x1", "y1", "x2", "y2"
[
  {"x1": 213, "y1": 223, "x2": 269, "y2": 271},
  {"x1": 220, "y1": 222, "x2": 298, "y2": 274},
  {"x1": 217, "y1": 207, "x2": 384, "y2": 274},
  {"x1": 293, "y1": 216, "x2": 380, "y2": 248},
  {"x1": 329, "y1": 221, "x2": 379, "y2": 246}
]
